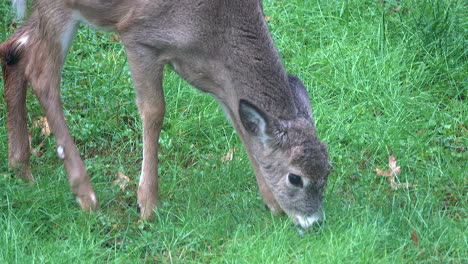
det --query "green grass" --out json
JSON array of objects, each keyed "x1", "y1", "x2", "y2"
[{"x1": 1, "y1": 0, "x2": 466, "y2": 263}]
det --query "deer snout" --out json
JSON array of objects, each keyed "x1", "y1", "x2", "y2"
[{"x1": 295, "y1": 210, "x2": 323, "y2": 230}]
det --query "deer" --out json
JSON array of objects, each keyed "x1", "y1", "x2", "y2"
[{"x1": 0, "y1": 0, "x2": 330, "y2": 231}]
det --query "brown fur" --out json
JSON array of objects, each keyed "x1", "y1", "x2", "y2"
[{"x1": 1, "y1": 0, "x2": 330, "y2": 229}]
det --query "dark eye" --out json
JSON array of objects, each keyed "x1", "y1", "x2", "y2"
[{"x1": 288, "y1": 173, "x2": 303, "y2": 188}]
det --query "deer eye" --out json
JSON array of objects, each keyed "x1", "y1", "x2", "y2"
[{"x1": 288, "y1": 173, "x2": 303, "y2": 188}]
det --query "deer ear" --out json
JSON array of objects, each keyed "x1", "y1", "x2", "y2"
[
  {"x1": 238, "y1": 99, "x2": 274, "y2": 145},
  {"x1": 288, "y1": 74, "x2": 313, "y2": 118}
]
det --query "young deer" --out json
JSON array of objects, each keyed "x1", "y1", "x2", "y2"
[{"x1": 1, "y1": 0, "x2": 330, "y2": 230}]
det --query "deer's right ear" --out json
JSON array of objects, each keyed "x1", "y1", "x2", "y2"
[
  {"x1": 288, "y1": 74, "x2": 312, "y2": 118},
  {"x1": 238, "y1": 99, "x2": 275, "y2": 145}
]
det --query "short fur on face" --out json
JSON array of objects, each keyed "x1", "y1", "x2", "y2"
[{"x1": 239, "y1": 75, "x2": 330, "y2": 227}]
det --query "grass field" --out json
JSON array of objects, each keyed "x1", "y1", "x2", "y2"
[{"x1": 0, "y1": 0, "x2": 466, "y2": 263}]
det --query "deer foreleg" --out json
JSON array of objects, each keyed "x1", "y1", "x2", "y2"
[{"x1": 125, "y1": 44, "x2": 166, "y2": 220}]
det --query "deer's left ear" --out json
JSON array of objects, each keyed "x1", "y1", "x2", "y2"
[{"x1": 238, "y1": 99, "x2": 277, "y2": 147}]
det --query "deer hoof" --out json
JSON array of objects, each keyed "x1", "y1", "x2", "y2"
[
  {"x1": 76, "y1": 192, "x2": 99, "y2": 212},
  {"x1": 138, "y1": 207, "x2": 155, "y2": 221},
  {"x1": 18, "y1": 167, "x2": 34, "y2": 182}
]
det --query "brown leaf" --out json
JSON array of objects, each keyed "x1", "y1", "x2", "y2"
[
  {"x1": 113, "y1": 171, "x2": 130, "y2": 191},
  {"x1": 109, "y1": 33, "x2": 120, "y2": 43},
  {"x1": 375, "y1": 153, "x2": 410, "y2": 190},
  {"x1": 375, "y1": 153, "x2": 401, "y2": 177},
  {"x1": 33, "y1": 117, "x2": 51, "y2": 137},
  {"x1": 391, "y1": 6, "x2": 402, "y2": 12},
  {"x1": 411, "y1": 229, "x2": 419, "y2": 247},
  {"x1": 221, "y1": 147, "x2": 237, "y2": 162},
  {"x1": 9, "y1": 19, "x2": 19, "y2": 30},
  {"x1": 31, "y1": 143, "x2": 45, "y2": 157},
  {"x1": 265, "y1": 15, "x2": 273, "y2": 22}
]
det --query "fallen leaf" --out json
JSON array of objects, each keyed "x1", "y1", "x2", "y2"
[
  {"x1": 9, "y1": 19, "x2": 19, "y2": 30},
  {"x1": 109, "y1": 33, "x2": 120, "y2": 43},
  {"x1": 265, "y1": 15, "x2": 273, "y2": 22},
  {"x1": 113, "y1": 171, "x2": 130, "y2": 191},
  {"x1": 411, "y1": 229, "x2": 419, "y2": 247},
  {"x1": 221, "y1": 147, "x2": 237, "y2": 162},
  {"x1": 375, "y1": 153, "x2": 410, "y2": 190},
  {"x1": 374, "y1": 153, "x2": 401, "y2": 177},
  {"x1": 391, "y1": 6, "x2": 402, "y2": 12},
  {"x1": 31, "y1": 143, "x2": 45, "y2": 157},
  {"x1": 33, "y1": 117, "x2": 51, "y2": 137}
]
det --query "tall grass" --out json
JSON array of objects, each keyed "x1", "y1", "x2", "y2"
[{"x1": 0, "y1": 0, "x2": 466, "y2": 263}]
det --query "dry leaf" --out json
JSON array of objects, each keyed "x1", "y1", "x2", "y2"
[
  {"x1": 391, "y1": 6, "x2": 402, "y2": 12},
  {"x1": 9, "y1": 19, "x2": 19, "y2": 30},
  {"x1": 109, "y1": 33, "x2": 120, "y2": 43},
  {"x1": 375, "y1": 153, "x2": 410, "y2": 190},
  {"x1": 113, "y1": 171, "x2": 130, "y2": 191},
  {"x1": 375, "y1": 153, "x2": 401, "y2": 177},
  {"x1": 411, "y1": 229, "x2": 419, "y2": 247},
  {"x1": 265, "y1": 15, "x2": 273, "y2": 22},
  {"x1": 33, "y1": 117, "x2": 51, "y2": 137},
  {"x1": 31, "y1": 142, "x2": 45, "y2": 157},
  {"x1": 221, "y1": 147, "x2": 237, "y2": 162}
]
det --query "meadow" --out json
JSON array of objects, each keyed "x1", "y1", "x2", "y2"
[{"x1": 0, "y1": 0, "x2": 466, "y2": 263}]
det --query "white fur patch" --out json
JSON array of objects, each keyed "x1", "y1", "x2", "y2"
[
  {"x1": 296, "y1": 212, "x2": 322, "y2": 229},
  {"x1": 139, "y1": 150, "x2": 146, "y2": 187},
  {"x1": 90, "y1": 193, "x2": 97, "y2": 206},
  {"x1": 76, "y1": 196, "x2": 83, "y2": 207},
  {"x1": 17, "y1": 34, "x2": 29, "y2": 47},
  {"x1": 57, "y1": 145, "x2": 65, "y2": 159}
]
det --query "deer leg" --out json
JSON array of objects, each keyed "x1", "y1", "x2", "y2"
[
  {"x1": 33, "y1": 79, "x2": 98, "y2": 211},
  {"x1": 124, "y1": 44, "x2": 165, "y2": 220},
  {"x1": 31, "y1": 66, "x2": 98, "y2": 211},
  {"x1": 22, "y1": 15, "x2": 98, "y2": 211},
  {"x1": 2, "y1": 58, "x2": 33, "y2": 181}
]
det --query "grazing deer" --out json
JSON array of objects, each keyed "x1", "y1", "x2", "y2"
[{"x1": 0, "y1": 0, "x2": 330, "y2": 230}]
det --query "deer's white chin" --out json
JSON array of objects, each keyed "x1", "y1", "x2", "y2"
[{"x1": 295, "y1": 211, "x2": 323, "y2": 230}]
